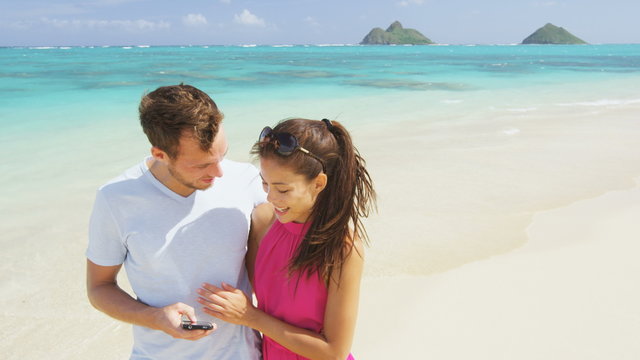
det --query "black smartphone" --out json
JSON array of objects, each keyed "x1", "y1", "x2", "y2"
[{"x1": 182, "y1": 321, "x2": 214, "y2": 330}]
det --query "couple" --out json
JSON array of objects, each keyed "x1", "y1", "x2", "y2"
[{"x1": 86, "y1": 84, "x2": 376, "y2": 359}]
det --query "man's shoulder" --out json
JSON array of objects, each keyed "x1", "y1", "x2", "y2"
[{"x1": 97, "y1": 161, "x2": 149, "y2": 197}]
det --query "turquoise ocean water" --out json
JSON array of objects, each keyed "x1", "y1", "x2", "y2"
[
  {"x1": 1, "y1": 44, "x2": 640, "y2": 264},
  {"x1": 2, "y1": 44, "x2": 639, "y2": 131}
]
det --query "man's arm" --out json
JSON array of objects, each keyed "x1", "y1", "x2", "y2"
[{"x1": 86, "y1": 259, "x2": 214, "y2": 340}]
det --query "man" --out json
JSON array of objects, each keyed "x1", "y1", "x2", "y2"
[{"x1": 86, "y1": 84, "x2": 264, "y2": 359}]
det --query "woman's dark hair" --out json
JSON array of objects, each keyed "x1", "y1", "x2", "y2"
[{"x1": 252, "y1": 118, "x2": 376, "y2": 284}]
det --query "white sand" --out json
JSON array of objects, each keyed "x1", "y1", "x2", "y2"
[
  {"x1": 353, "y1": 182, "x2": 640, "y2": 359},
  {"x1": 2, "y1": 87, "x2": 640, "y2": 358}
]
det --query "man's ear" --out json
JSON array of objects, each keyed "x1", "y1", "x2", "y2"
[
  {"x1": 314, "y1": 173, "x2": 328, "y2": 194},
  {"x1": 151, "y1": 146, "x2": 168, "y2": 162}
]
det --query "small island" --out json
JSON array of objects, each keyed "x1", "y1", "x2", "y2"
[
  {"x1": 360, "y1": 21, "x2": 434, "y2": 45},
  {"x1": 522, "y1": 23, "x2": 587, "y2": 44}
]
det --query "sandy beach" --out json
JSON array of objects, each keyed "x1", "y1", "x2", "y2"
[
  {"x1": 2, "y1": 76, "x2": 640, "y2": 358},
  {"x1": 354, "y1": 182, "x2": 640, "y2": 359}
]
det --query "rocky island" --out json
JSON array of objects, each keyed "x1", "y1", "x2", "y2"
[
  {"x1": 360, "y1": 21, "x2": 434, "y2": 45},
  {"x1": 522, "y1": 23, "x2": 587, "y2": 44}
]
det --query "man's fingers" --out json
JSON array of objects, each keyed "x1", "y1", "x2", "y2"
[{"x1": 175, "y1": 303, "x2": 197, "y2": 323}]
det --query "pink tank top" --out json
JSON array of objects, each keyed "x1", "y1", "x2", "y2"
[{"x1": 254, "y1": 220, "x2": 354, "y2": 360}]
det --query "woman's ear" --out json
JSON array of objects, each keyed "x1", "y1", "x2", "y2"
[{"x1": 313, "y1": 173, "x2": 328, "y2": 194}]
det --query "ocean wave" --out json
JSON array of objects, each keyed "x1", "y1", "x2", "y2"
[
  {"x1": 558, "y1": 99, "x2": 640, "y2": 107},
  {"x1": 260, "y1": 70, "x2": 338, "y2": 79},
  {"x1": 345, "y1": 79, "x2": 471, "y2": 91},
  {"x1": 507, "y1": 107, "x2": 537, "y2": 112}
]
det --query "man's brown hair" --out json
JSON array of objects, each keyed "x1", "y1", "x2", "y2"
[{"x1": 139, "y1": 84, "x2": 223, "y2": 158}]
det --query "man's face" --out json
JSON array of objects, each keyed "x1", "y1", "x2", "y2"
[{"x1": 165, "y1": 126, "x2": 228, "y2": 194}]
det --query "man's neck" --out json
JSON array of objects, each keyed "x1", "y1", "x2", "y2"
[{"x1": 147, "y1": 158, "x2": 195, "y2": 197}]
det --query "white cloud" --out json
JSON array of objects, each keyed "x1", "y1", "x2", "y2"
[
  {"x1": 304, "y1": 16, "x2": 319, "y2": 27},
  {"x1": 233, "y1": 9, "x2": 266, "y2": 27},
  {"x1": 398, "y1": 0, "x2": 425, "y2": 6},
  {"x1": 0, "y1": 20, "x2": 36, "y2": 30},
  {"x1": 40, "y1": 18, "x2": 171, "y2": 31},
  {"x1": 86, "y1": 0, "x2": 145, "y2": 6},
  {"x1": 533, "y1": 1, "x2": 559, "y2": 7},
  {"x1": 183, "y1": 13, "x2": 208, "y2": 27}
]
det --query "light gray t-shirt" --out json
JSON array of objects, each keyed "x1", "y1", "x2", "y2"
[{"x1": 87, "y1": 158, "x2": 265, "y2": 360}]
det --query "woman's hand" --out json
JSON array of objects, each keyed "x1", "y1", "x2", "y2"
[{"x1": 197, "y1": 282, "x2": 257, "y2": 326}]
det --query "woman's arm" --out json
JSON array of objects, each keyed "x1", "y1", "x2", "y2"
[
  {"x1": 246, "y1": 203, "x2": 275, "y2": 286},
  {"x1": 198, "y1": 239, "x2": 364, "y2": 360}
]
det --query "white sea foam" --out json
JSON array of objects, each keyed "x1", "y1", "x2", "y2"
[
  {"x1": 122, "y1": 46, "x2": 133, "y2": 49},
  {"x1": 558, "y1": 99, "x2": 640, "y2": 107},
  {"x1": 29, "y1": 47, "x2": 55, "y2": 50},
  {"x1": 241, "y1": 44, "x2": 257, "y2": 47},
  {"x1": 507, "y1": 107, "x2": 537, "y2": 112},
  {"x1": 272, "y1": 44, "x2": 294, "y2": 47},
  {"x1": 137, "y1": 45, "x2": 150, "y2": 48}
]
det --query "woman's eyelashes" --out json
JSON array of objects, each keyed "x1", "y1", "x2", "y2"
[{"x1": 262, "y1": 181, "x2": 290, "y2": 194}]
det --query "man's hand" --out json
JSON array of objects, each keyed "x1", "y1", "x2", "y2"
[
  {"x1": 87, "y1": 260, "x2": 216, "y2": 341},
  {"x1": 149, "y1": 302, "x2": 217, "y2": 340}
]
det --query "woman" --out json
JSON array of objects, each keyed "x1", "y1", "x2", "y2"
[{"x1": 197, "y1": 118, "x2": 376, "y2": 359}]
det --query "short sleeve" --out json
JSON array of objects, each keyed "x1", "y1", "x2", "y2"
[
  {"x1": 86, "y1": 189, "x2": 127, "y2": 266},
  {"x1": 247, "y1": 165, "x2": 267, "y2": 207}
]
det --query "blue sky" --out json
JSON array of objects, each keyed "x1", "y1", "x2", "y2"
[{"x1": 1, "y1": 0, "x2": 638, "y2": 46}]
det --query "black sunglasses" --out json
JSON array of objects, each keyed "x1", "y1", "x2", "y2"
[{"x1": 259, "y1": 126, "x2": 326, "y2": 173}]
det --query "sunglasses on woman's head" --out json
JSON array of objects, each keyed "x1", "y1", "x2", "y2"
[{"x1": 258, "y1": 126, "x2": 326, "y2": 173}]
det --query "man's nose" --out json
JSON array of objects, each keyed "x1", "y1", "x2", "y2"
[{"x1": 208, "y1": 162, "x2": 223, "y2": 178}]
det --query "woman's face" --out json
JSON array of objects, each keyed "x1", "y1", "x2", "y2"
[{"x1": 259, "y1": 157, "x2": 326, "y2": 224}]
